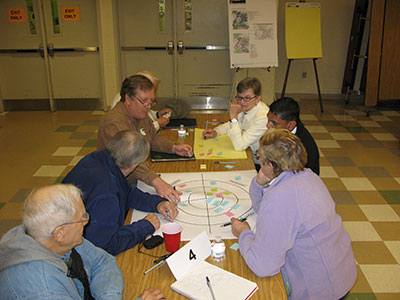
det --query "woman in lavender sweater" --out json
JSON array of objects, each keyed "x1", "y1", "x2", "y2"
[{"x1": 231, "y1": 129, "x2": 357, "y2": 300}]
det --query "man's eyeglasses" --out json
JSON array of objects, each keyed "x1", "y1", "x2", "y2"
[
  {"x1": 132, "y1": 95, "x2": 156, "y2": 106},
  {"x1": 235, "y1": 95, "x2": 257, "y2": 103},
  {"x1": 57, "y1": 212, "x2": 90, "y2": 227}
]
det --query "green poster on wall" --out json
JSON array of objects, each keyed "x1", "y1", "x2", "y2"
[
  {"x1": 51, "y1": 0, "x2": 60, "y2": 34},
  {"x1": 26, "y1": 0, "x2": 36, "y2": 34}
]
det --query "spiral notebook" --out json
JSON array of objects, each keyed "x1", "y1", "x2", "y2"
[
  {"x1": 170, "y1": 260, "x2": 258, "y2": 300},
  {"x1": 166, "y1": 232, "x2": 258, "y2": 300}
]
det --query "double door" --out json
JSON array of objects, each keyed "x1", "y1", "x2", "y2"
[
  {"x1": 118, "y1": 0, "x2": 233, "y2": 107},
  {"x1": 0, "y1": 0, "x2": 101, "y2": 111}
]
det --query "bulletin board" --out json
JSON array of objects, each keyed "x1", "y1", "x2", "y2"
[
  {"x1": 227, "y1": 0, "x2": 278, "y2": 68},
  {"x1": 285, "y1": 2, "x2": 322, "y2": 59}
]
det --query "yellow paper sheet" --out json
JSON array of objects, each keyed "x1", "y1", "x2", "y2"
[
  {"x1": 194, "y1": 128, "x2": 247, "y2": 160},
  {"x1": 285, "y1": 2, "x2": 322, "y2": 59}
]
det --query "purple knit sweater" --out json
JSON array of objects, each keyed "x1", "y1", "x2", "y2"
[{"x1": 239, "y1": 169, "x2": 357, "y2": 300}]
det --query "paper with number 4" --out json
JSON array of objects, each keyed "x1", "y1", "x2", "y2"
[{"x1": 166, "y1": 231, "x2": 211, "y2": 280}]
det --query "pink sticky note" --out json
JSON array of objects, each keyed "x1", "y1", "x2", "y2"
[
  {"x1": 199, "y1": 153, "x2": 205, "y2": 156},
  {"x1": 224, "y1": 211, "x2": 234, "y2": 218},
  {"x1": 212, "y1": 118, "x2": 217, "y2": 122},
  {"x1": 207, "y1": 152, "x2": 212, "y2": 156},
  {"x1": 215, "y1": 193, "x2": 223, "y2": 198}
]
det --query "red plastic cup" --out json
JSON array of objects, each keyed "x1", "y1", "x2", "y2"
[{"x1": 162, "y1": 223, "x2": 182, "y2": 253}]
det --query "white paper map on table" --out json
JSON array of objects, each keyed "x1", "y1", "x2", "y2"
[{"x1": 133, "y1": 170, "x2": 258, "y2": 240}]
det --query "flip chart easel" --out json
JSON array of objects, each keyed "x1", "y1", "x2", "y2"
[{"x1": 282, "y1": 2, "x2": 324, "y2": 112}]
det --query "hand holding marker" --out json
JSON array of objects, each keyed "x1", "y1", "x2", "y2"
[
  {"x1": 220, "y1": 216, "x2": 248, "y2": 227},
  {"x1": 220, "y1": 211, "x2": 255, "y2": 227}
]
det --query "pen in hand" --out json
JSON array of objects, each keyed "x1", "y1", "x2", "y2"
[
  {"x1": 206, "y1": 276, "x2": 216, "y2": 300},
  {"x1": 220, "y1": 217, "x2": 247, "y2": 227},
  {"x1": 204, "y1": 121, "x2": 209, "y2": 140}
]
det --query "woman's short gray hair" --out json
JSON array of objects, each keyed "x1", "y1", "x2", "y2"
[
  {"x1": 257, "y1": 129, "x2": 307, "y2": 176},
  {"x1": 106, "y1": 130, "x2": 150, "y2": 169},
  {"x1": 22, "y1": 184, "x2": 82, "y2": 241}
]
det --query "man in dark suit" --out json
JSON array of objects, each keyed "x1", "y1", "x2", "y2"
[{"x1": 267, "y1": 97, "x2": 320, "y2": 175}]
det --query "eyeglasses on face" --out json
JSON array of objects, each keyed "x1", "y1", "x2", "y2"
[
  {"x1": 58, "y1": 211, "x2": 90, "y2": 227},
  {"x1": 235, "y1": 95, "x2": 257, "y2": 103},
  {"x1": 131, "y1": 95, "x2": 156, "y2": 106}
]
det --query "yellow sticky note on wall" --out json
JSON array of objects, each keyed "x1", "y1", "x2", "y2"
[{"x1": 285, "y1": 3, "x2": 322, "y2": 59}]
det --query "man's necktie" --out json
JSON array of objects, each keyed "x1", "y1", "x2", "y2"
[{"x1": 67, "y1": 248, "x2": 95, "y2": 300}]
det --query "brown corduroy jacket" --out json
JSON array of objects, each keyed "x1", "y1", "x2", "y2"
[{"x1": 97, "y1": 101, "x2": 174, "y2": 185}]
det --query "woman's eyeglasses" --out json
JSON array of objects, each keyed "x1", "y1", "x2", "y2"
[{"x1": 235, "y1": 95, "x2": 257, "y2": 103}]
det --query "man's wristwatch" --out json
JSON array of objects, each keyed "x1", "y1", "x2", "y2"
[{"x1": 230, "y1": 118, "x2": 238, "y2": 123}]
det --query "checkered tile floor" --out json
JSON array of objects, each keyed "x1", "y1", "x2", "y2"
[{"x1": 0, "y1": 99, "x2": 399, "y2": 300}]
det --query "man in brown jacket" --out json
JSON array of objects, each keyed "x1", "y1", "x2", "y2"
[{"x1": 98, "y1": 75, "x2": 192, "y2": 202}]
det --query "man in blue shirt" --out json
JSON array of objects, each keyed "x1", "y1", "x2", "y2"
[
  {"x1": 63, "y1": 130, "x2": 178, "y2": 256},
  {"x1": 0, "y1": 184, "x2": 166, "y2": 300}
]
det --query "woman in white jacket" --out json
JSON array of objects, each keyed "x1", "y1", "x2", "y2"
[{"x1": 202, "y1": 77, "x2": 269, "y2": 170}]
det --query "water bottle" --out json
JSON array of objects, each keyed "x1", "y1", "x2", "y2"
[
  {"x1": 210, "y1": 236, "x2": 226, "y2": 261},
  {"x1": 178, "y1": 124, "x2": 186, "y2": 137}
]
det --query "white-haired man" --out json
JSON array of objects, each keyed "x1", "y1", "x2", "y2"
[
  {"x1": 65, "y1": 130, "x2": 178, "y2": 256},
  {"x1": 0, "y1": 184, "x2": 165, "y2": 300}
]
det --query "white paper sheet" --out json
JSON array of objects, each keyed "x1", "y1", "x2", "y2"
[
  {"x1": 166, "y1": 231, "x2": 211, "y2": 281},
  {"x1": 171, "y1": 260, "x2": 258, "y2": 300},
  {"x1": 132, "y1": 170, "x2": 258, "y2": 240}
]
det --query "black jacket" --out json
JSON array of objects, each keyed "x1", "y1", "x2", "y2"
[{"x1": 296, "y1": 120, "x2": 320, "y2": 175}]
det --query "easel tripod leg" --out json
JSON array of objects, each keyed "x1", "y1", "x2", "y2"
[
  {"x1": 345, "y1": 86, "x2": 350, "y2": 105},
  {"x1": 313, "y1": 58, "x2": 324, "y2": 113},
  {"x1": 281, "y1": 59, "x2": 292, "y2": 98}
]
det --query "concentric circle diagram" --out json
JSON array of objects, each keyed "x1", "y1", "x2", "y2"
[
  {"x1": 135, "y1": 171, "x2": 257, "y2": 240},
  {"x1": 174, "y1": 178, "x2": 253, "y2": 229}
]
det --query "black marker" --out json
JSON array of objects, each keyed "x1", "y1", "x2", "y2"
[
  {"x1": 153, "y1": 253, "x2": 173, "y2": 264},
  {"x1": 220, "y1": 217, "x2": 247, "y2": 227}
]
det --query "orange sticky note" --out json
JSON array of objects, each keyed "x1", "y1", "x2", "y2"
[
  {"x1": 62, "y1": 7, "x2": 80, "y2": 21},
  {"x1": 8, "y1": 8, "x2": 26, "y2": 23}
]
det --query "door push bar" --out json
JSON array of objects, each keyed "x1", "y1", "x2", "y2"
[
  {"x1": 121, "y1": 41, "x2": 175, "y2": 54},
  {"x1": 47, "y1": 44, "x2": 99, "y2": 57},
  {"x1": 0, "y1": 44, "x2": 98, "y2": 57},
  {"x1": 121, "y1": 41, "x2": 227, "y2": 55}
]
